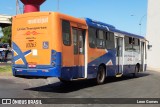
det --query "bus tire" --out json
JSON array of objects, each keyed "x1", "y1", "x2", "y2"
[
  {"x1": 133, "y1": 65, "x2": 140, "y2": 77},
  {"x1": 96, "y1": 66, "x2": 106, "y2": 85}
]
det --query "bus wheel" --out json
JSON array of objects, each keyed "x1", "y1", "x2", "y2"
[
  {"x1": 133, "y1": 65, "x2": 140, "y2": 77},
  {"x1": 96, "y1": 66, "x2": 106, "y2": 85}
]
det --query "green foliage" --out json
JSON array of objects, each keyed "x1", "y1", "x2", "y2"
[
  {"x1": 0, "y1": 18, "x2": 12, "y2": 45},
  {"x1": 0, "y1": 65, "x2": 12, "y2": 72},
  {"x1": 1, "y1": 26, "x2": 11, "y2": 44}
]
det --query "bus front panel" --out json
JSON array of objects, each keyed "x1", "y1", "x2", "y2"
[{"x1": 12, "y1": 12, "x2": 61, "y2": 78}]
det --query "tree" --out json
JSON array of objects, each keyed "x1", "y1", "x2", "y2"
[
  {"x1": 1, "y1": 26, "x2": 11, "y2": 45},
  {"x1": 0, "y1": 18, "x2": 12, "y2": 46}
]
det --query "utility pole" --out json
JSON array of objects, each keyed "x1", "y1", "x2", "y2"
[
  {"x1": 139, "y1": 14, "x2": 146, "y2": 36},
  {"x1": 57, "y1": 0, "x2": 60, "y2": 11},
  {"x1": 16, "y1": 0, "x2": 21, "y2": 14}
]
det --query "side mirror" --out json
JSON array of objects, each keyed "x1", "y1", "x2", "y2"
[{"x1": 148, "y1": 45, "x2": 152, "y2": 49}]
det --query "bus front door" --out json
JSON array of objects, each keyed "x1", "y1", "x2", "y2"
[
  {"x1": 72, "y1": 28, "x2": 85, "y2": 78},
  {"x1": 116, "y1": 37, "x2": 124, "y2": 77},
  {"x1": 141, "y1": 42, "x2": 145, "y2": 71}
]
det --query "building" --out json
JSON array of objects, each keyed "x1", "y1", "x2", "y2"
[
  {"x1": 146, "y1": 0, "x2": 160, "y2": 70},
  {"x1": 0, "y1": 15, "x2": 12, "y2": 28}
]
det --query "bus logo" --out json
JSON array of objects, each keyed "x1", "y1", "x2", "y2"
[
  {"x1": 43, "y1": 41, "x2": 49, "y2": 49},
  {"x1": 2, "y1": 99, "x2": 11, "y2": 104},
  {"x1": 28, "y1": 17, "x2": 48, "y2": 24}
]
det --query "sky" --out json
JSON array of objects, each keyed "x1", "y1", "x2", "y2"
[{"x1": 0, "y1": 0, "x2": 147, "y2": 36}]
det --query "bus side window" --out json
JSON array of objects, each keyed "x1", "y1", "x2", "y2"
[
  {"x1": 88, "y1": 27, "x2": 96, "y2": 48},
  {"x1": 78, "y1": 30, "x2": 85, "y2": 54},
  {"x1": 73, "y1": 29, "x2": 78, "y2": 54},
  {"x1": 133, "y1": 38, "x2": 140, "y2": 52},
  {"x1": 106, "y1": 32, "x2": 115, "y2": 49},
  {"x1": 62, "y1": 20, "x2": 71, "y2": 46},
  {"x1": 96, "y1": 30, "x2": 105, "y2": 49},
  {"x1": 125, "y1": 36, "x2": 133, "y2": 51}
]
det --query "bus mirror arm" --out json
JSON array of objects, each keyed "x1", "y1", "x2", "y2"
[
  {"x1": 146, "y1": 40, "x2": 152, "y2": 50},
  {"x1": 148, "y1": 44, "x2": 152, "y2": 50}
]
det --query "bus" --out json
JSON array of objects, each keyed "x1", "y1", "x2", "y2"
[{"x1": 12, "y1": 12, "x2": 149, "y2": 84}]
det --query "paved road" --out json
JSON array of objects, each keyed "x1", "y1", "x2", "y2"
[{"x1": 0, "y1": 71, "x2": 160, "y2": 107}]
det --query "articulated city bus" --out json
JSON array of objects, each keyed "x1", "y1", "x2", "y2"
[{"x1": 12, "y1": 12, "x2": 148, "y2": 84}]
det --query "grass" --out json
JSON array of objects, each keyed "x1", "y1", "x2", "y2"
[
  {"x1": 0, "y1": 65, "x2": 12, "y2": 72},
  {"x1": 0, "y1": 65, "x2": 12, "y2": 76}
]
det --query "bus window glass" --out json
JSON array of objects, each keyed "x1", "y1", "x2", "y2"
[
  {"x1": 78, "y1": 31, "x2": 84, "y2": 54},
  {"x1": 73, "y1": 29, "x2": 78, "y2": 54},
  {"x1": 62, "y1": 20, "x2": 71, "y2": 46},
  {"x1": 98, "y1": 30, "x2": 104, "y2": 39},
  {"x1": 133, "y1": 38, "x2": 140, "y2": 52},
  {"x1": 97, "y1": 30, "x2": 105, "y2": 49},
  {"x1": 106, "y1": 32, "x2": 115, "y2": 49},
  {"x1": 125, "y1": 36, "x2": 133, "y2": 51},
  {"x1": 106, "y1": 32, "x2": 109, "y2": 40},
  {"x1": 89, "y1": 27, "x2": 96, "y2": 48}
]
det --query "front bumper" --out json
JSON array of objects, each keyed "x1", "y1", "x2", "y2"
[{"x1": 12, "y1": 66, "x2": 61, "y2": 78}]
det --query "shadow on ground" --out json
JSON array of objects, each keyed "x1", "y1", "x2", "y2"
[{"x1": 25, "y1": 73, "x2": 150, "y2": 93}]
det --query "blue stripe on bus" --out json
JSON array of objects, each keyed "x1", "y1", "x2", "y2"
[
  {"x1": 13, "y1": 66, "x2": 85, "y2": 80},
  {"x1": 12, "y1": 42, "x2": 31, "y2": 65},
  {"x1": 13, "y1": 66, "x2": 61, "y2": 77},
  {"x1": 61, "y1": 66, "x2": 85, "y2": 80},
  {"x1": 87, "y1": 65, "x2": 117, "y2": 79},
  {"x1": 86, "y1": 49, "x2": 117, "y2": 79},
  {"x1": 85, "y1": 18, "x2": 145, "y2": 38},
  {"x1": 88, "y1": 49, "x2": 116, "y2": 69}
]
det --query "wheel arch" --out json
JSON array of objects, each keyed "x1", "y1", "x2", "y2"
[
  {"x1": 99, "y1": 63, "x2": 107, "y2": 76},
  {"x1": 136, "y1": 63, "x2": 140, "y2": 72}
]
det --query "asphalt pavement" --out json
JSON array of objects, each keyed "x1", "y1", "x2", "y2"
[{"x1": 0, "y1": 70, "x2": 160, "y2": 107}]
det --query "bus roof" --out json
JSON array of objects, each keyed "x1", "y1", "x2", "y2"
[
  {"x1": 85, "y1": 18, "x2": 115, "y2": 30},
  {"x1": 85, "y1": 18, "x2": 145, "y2": 39}
]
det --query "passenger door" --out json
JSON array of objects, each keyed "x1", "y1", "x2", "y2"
[
  {"x1": 141, "y1": 42, "x2": 145, "y2": 71},
  {"x1": 72, "y1": 28, "x2": 85, "y2": 78},
  {"x1": 116, "y1": 37, "x2": 124, "y2": 75}
]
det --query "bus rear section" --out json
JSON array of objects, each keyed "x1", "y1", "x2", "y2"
[{"x1": 12, "y1": 12, "x2": 61, "y2": 78}]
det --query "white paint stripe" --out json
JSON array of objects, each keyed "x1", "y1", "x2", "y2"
[
  {"x1": 12, "y1": 49, "x2": 18, "y2": 55},
  {"x1": 84, "y1": 34, "x2": 88, "y2": 78},
  {"x1": 105, "y1": 49, "x2": 108, "y2": 53},
  {"x1": 106, "y1": 60, "x2": 113, "y2": 65},
  {"x1": 25, "y1": 52, "x2": 32, "y2": 57},
  {"x1": 15, "y1": 58, "x2": 24, "y2": 64}
]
